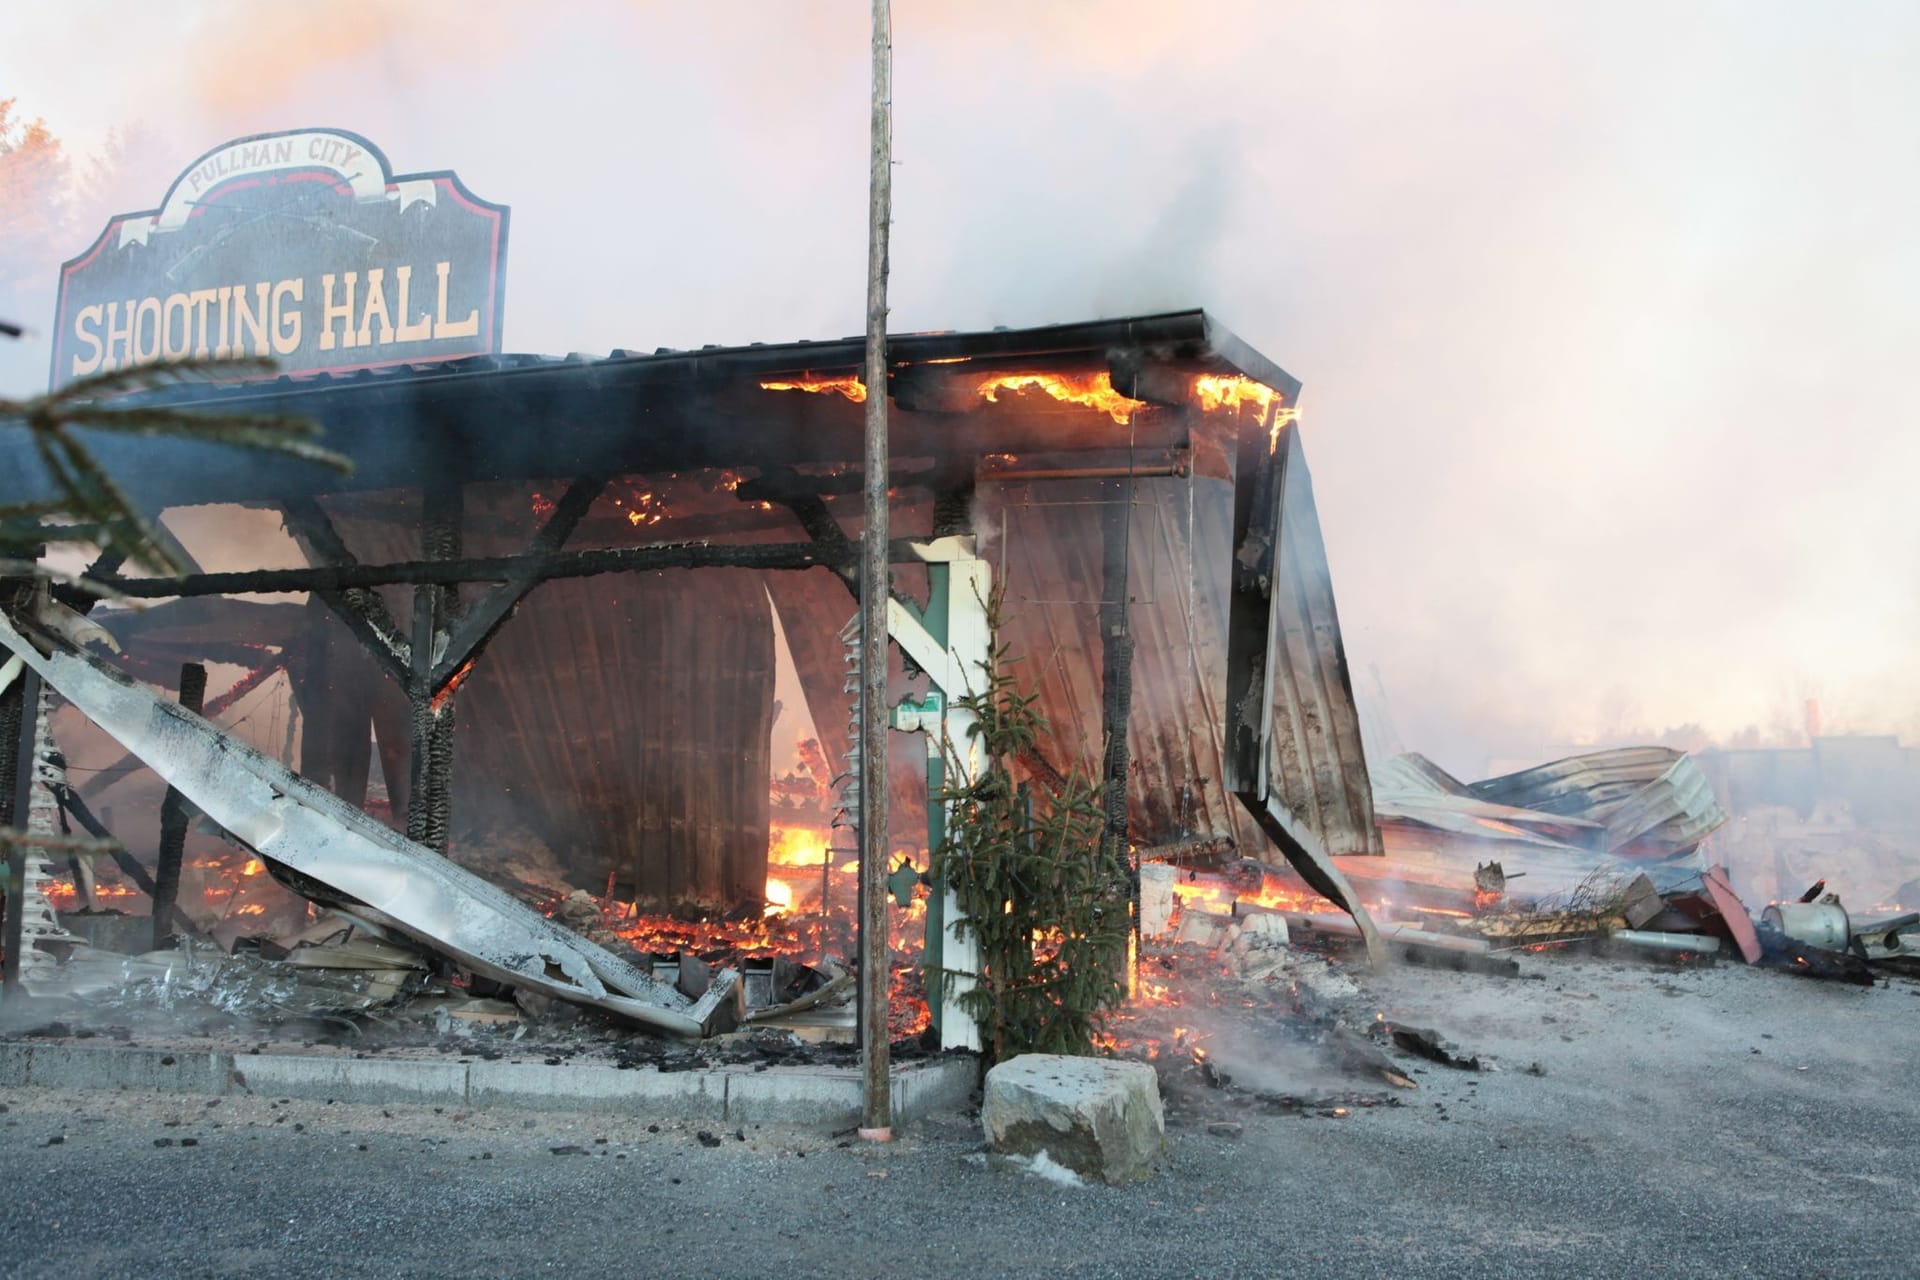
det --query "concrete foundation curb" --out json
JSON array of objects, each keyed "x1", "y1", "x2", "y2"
[{"x1": 0, "y1": 1041, "x2": 978, "y2": 1128}]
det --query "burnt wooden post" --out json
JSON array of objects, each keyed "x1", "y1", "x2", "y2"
[
  {"x1": 1, "y1": 664, "x2": 40, "y2": 992},
  {"x1": 406, "y1": 483, "x2": 462, "y2": 851},
  {"x1": 1099, "y1": 477, "x2": 1135, "y2": 859},
  {"x1": 151, "y1": 662, "x2": 207, "y2": 949}
]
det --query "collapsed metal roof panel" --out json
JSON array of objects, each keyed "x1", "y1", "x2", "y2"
[
  {"x1": 1464, "y1": 746, "x2": 1729, "y2": 858},
  {"x1": 0, "y1": 609, "x2": 735, "y2": 1037},
  {"x1": 1263, "y1": 423, "x2": 1381, "y2": 859},
  {"x1": 1370, "y1": 752, "x2": 1603, "y2": 839}
]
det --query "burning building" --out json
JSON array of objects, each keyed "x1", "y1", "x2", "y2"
[
  {"x1": 0, "y1": 305, "x2": 1386, "y2": 1046},
  {"x1": 1, "y1": 128, "x2": 1383, "y2": 1050}
]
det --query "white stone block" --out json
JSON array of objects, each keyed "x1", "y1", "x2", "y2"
[
  {"x1": 982, "y1": 1054, "x2": 1164, "y2": 1185},
  {"x1": 1138, "y1": 863, "x2": 1177, "y2": 937}
]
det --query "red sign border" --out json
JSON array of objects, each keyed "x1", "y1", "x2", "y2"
[{"x1": 50, "y1": 126, "x2": 510, "y2": 389}]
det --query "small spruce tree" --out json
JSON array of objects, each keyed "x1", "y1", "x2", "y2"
[{"x1": 933, "y1": 587, "x2": 1133, "y2": 1062}]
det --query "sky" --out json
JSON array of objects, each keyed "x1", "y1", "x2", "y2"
[{"x1": 3, "y1": 0, "x2": 1917, "y2": 777}]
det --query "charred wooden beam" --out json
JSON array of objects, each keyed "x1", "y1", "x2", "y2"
[
  {"x1": 776, "y1": 493, "x2": 859, "y2": 594},
  {"x1": 734, "y1": 463, "x2": 935, "y2": 503},
  {"x1": 406, "y1": 484, "x2": 461, "y2": 851},
  {"x1": 88, "y1": 539, "x2": 859, "y2": 597},
  {"x1": 428, "y1": 475, "x2": 608, "y2": 692},
  {"x1": 1099, "y1": 479, "x2": 1134, "y2": 865},
  {"x1": 47, "y1": 776, "x2": 157, "y2": 897},
  {"x1": 1223, "y1": 425, "x2": 1283, "y2": 797},
  {"x1": 931, "y1": 470, "x2": 976, "y2": 537},
  {"x1": 1133, "y1": 834, "x2": 1238, "y2": 866},
  {"x1": 280, "y1": 497, "x2": 413, "y2": 687},
  {"x1": 150, "y1": 662, "x2": 207, "y2": 949},
  {"x1": 0, "y1": 661, "x2": 36, "y2": 992},
  {"x1": 49, "y1": 547, "x2": 126, "y2": 613}
]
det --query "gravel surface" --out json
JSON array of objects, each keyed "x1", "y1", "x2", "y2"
[{"x1": 0, "y1": 956, "x2": 1913, "y2": 1279}]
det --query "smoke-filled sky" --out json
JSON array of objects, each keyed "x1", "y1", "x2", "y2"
[{"x1": 4, "y1": 0, "x2": 1917, "y2": 776}]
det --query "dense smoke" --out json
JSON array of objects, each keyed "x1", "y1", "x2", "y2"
[{"x1": 4, "y1": 0, "x2": 1918, "y2": 775}]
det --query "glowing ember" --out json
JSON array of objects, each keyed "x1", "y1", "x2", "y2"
[
  {"x1": 432, "y1": 658, "x2": 477, "y2": 711},
  {"x1": 760, "y1": 374, "x2": 868, "y2": 403},
  {"x1": 976, "y1": 371, "x2": 1145, "y2": 424},
  {"x1": 1166, "y1": 866, "x2": 1335, "y2": 918},
  {"x1": 602, "y1": 816, "x2": 933, "y2": 1038}
]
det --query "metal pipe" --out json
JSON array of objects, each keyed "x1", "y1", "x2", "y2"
[
  {"x1": 985, "y1": 463, "x2": 1189, "y2": 482},
  {"x1": 1761, "y1": 902, "x2": 1850, "y2": 950},
  {"x1": 1612, "y1": 929, "x2": 1722, "y2": 955}
]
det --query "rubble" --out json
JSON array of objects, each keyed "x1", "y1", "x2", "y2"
[
  {"x1": 0, "y1": 610, "x2": 736, "y2": 1037},
  {"x1": 982, "y1": 1054, "x2": 1165, "y2": 1186},
  {"x1": 1367, "y1": 747, "x2": 1730, "y2": 904}
]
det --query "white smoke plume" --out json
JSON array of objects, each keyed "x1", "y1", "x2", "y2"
[{"x1": 4, "y1": 0, "x2": 1918, "y2": 774}]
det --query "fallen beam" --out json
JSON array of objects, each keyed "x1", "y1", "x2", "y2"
[
  {"x1": 90, "y1": 540, "x2": 850, "y2": 598},
  {"x1": 0, "y1": 609, "x2": 732, "y2": 1037},
  {"x1": 1281, "y1": 911, "x2": 1489, "y2": 958},
  {"x1": 1239, "y1": 797, "x2": 1387, "y2": 968}
]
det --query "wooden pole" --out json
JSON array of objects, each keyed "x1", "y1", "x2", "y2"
[
  {"x1": 858, "y1": 0, "x2": 895, "y2": 1141},
  {"x1": 1100, "y1": 477, "x2": 1135, "y2": 923},
  {"x1": 1, "y1": 666, "x2": 39, "y2": 993},
  {"x1": 151, "y1": 662, "x2": 207, "y2": 950}
]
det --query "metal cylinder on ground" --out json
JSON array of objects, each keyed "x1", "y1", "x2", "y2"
[
  {"x1": 1612, "y1": 929, "x2": 1722, "y2": 955},
  {"x1": 1760, "y1": 900, "x2": 1851, "y2": 950}
]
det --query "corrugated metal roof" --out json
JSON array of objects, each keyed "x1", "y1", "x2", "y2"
[
  {"x1": 0, "y1": 309, "x2": 1298, "y2": 511},
  {"x1": 1470, "y1": 746, "x2": 1729, "y2": 856},
  {"x1": 1263, "y1": 424, "x2": 1381, "y2": 858}
]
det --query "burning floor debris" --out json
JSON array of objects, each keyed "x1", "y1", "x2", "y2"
[{"x1": 5, "y1": 575, "x2": 1916, "y2": 1139}]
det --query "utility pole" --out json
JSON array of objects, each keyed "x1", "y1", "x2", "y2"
[{"x1": 857, "y1": 0, "x2": 895, "y2": 1142}]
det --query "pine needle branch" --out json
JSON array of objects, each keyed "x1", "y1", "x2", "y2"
[{"x1": 0, "y1": 355, "x2": 351, "y2": 577}]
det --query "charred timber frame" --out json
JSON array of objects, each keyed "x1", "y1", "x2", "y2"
[
  {"x1": 281, "y1": 496, "x2": 413, "y2": 687},
  {"x1": 150, "y1": 662, "x2": 207, "y2": 947},
  {"x1": 0, "y1": 658, "x2": 35, "y2": 992},
  {"x1": 429, "y1": 475, "x2": 607, "y2": 691},
  {"x1": 0, "y1": 310, "x2": 1384, "y2": 1027},
  {"x1": 84, "y1": 538, "x2": 876, "y2": 599},
  {"x1": 1099, "y1": 475, "x2": 1135, "y2": 875},
  {"x1": 406, "y1": 483, "x2": 461, "y2": 850}
]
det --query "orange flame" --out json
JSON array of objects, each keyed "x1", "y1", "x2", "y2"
[
  {"x1": 760, "y1": 375, "x2": 868, "y2": 403},
  {"x1": 605, "y1": 820, "x2": 932, "y2": 1039},
  {"x1": 976, "y1": 371, "x2": 1145, "y2": 424},
  {"x1": 768, "y1": 824, "x2": 831, "y2": 868},
  {"x1": 432, "y1": 659, "x2": 476, "y2": 712},
  {"x1": 1193, "y1": 374, "x2": 1300, "y2": 453},
  {"x1": 1193, "y1": 373, "x2": 1284, "y2": 416},
  {"x1": 763, "y1": 877, "x2": 794, "y2": 917}
]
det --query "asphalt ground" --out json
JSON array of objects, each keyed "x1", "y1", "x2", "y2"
[{"x1": 0, "y1": 956, "x2": 1913, "y2": 1279}]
